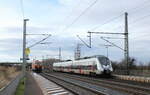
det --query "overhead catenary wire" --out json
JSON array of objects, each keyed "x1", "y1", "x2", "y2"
[
  {"x1": 77, "y1": 35, "x2": 91, "y2": 48},
  {"x1": 90, "y1": 14, "x2": 124, "y2": 31},
  {"x1": 106, "y1": 13, "x2": 150, "y2": 32},
  {"x1": 28, "y1": 35, "x2": 51, "y2": 48},
  {"x1": 101, "y1": 36, "x2": 125, "y2": 39},
  {"x1": 89, "y1": 0, "x2": 150, "y2": 32},
  {"x1": 111, "y1": 12, "x2": 150, "y2": 31},
  {"x1": 125, "y1": 0, "x2": 150, "y2": 28},
  {"x1": 20, "y1": 0, "x2": 25, "y2": 19},
  {"x1": 100, "y1": 37, "x2": 124, "y2": 51},
  {"x1": 62, "y1": 0, "x2": 81, "y2": 25},
  {"x1": 26, "y1": 34, "x2": 51, "y2": 36},
  {"x1": 62, "y1": 0, "x2": 99, "y2": 32},
  {"x1": 127, "y1": 0, "x2": 150, "y2": 14},
  {"x1": 129, "y1": 13, "x2": 150, "y2": 25}
]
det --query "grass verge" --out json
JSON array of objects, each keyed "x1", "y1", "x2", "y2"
[{"x1": 14, "y1": 77, "x2": 26, "y2": 95}]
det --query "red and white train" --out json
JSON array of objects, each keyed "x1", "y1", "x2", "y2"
[
  {"x1": 32, "y1": 60, "x2": 43, "y2": 73},
  {"x1": 53, "y1": 55, "x2": 113, "y2": 75}
]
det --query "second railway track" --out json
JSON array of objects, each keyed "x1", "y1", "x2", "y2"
[
  {"x1": 40, "y1": 73, "x2": 108, "y2": 95},
  {"x1": 41, "y1": 72, "x2": 150, "y2": 95}
]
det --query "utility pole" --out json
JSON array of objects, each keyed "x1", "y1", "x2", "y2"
[
  {"x1": 99, "y1": 44, "x2": 112, "y2": 58},
  {"x1": 76, "y1": 44, "x2": 81, "y2": 59},
  {"x1": 74, "y1": 43, "x2": 83, "y2": 60},
  {"x1": 88, "y1": 31, "x2": 92, "y2": 48},
  {"x1": 124, "y1": 12, "x2": 129, "y2": 75},
  {"x1": 87, "y1": 12, "x2": 129, "y2": 74},
  {"x1": 22, "y1": 19, "x2": 29, "y2": 77},
  {"x1": 59, "y1": 47, "x2": 61, "y2": 60}
]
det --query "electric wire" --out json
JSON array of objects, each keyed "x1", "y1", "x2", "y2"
[
  {"x1": 111, "y1": 12, "x2": 150, "y2": 31},
  {"x1": 130, "y1": 13, "x2": 150, "y2": 25},
  {"x1": 28, "y1": 35, "x2": 51, "y2": 48},
  {"x1": 90, "y1": 14, "x2": 124, "y2": 31},
  {"x1": 62, "y1": 0, "x2": 81, "y2": 25},
  {"x1": 20, "y1": 0, "x2": 25, "y2": 19},
  {"x1": 62, "y1": 0, "x2": 99, "y2": 32},
  {"x1": 89, "y1": 0, "x2": 150, "y2": 32},
  {"x1": 128, "y1": 0, "x2": 150, "y2": 14}
]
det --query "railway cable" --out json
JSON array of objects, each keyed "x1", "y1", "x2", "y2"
[
  {"x1": 62, "y1": 0, "x2": 99, "y2": 32},
  {"x1": 127, "y1": 0, "x2": 150, "y2": 14},
  {"x1": 61, "y1": 0, "x2": 81, "y2": 27},
  {"x1": 28, "y1": 34, "x2": 51, "y2": 48},
  {"x1": 20, "y1": 0, "x2": 25, "y2": 19},
  {"x1": 109, "y1": 12, "x2": 150, "y2": 32},
  {"x1": 90, "y1": 14, "x2": 124, "y2": 31},
  {"x1": 89, "y1": 0, "x2": 150, "y2": 32}
]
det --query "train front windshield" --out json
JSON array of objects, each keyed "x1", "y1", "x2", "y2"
[{"x1": 98, "y1": 57, "x2": 110, "y2": 66}]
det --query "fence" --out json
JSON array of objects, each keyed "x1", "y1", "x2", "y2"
[{"x1": 113, "y1": 70, "x2": 150, "y2": 77}]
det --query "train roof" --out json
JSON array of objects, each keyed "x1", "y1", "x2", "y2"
[
  {"x1": 54, "y1": 55, "x2": 107, "y2": 63},
  {"x1": 53, "y1": 55, "x2": 110, "y2": 67},
  {"x1": 75, "y1": 55, "x2": 106, "y2": 60}
]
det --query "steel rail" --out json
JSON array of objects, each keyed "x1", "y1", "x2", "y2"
[
  {"x1": 41, "y1": 73, "x2": 107, "y2": 95},
  {"x1": 50, "y1": 72, "x2": 150, "y2": 95}
]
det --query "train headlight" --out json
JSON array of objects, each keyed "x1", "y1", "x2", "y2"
[{"x1": 102, "y1": 65, "x2": 110, "y2": 70}]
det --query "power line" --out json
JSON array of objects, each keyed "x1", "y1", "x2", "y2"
[
  {"x1": 62, "y1": 0, "x2": 99, "y2": 32},
  {"x1": 107, "y1": 13, "x2": 150, "y2": 32},
  {"x1": 101, "y1": 37, "x2": 124, "y2": 51},
  {"x1": 90, "y1": 14, "x2": 124, "y2": 31},
  {"x1": 89, "y1": 0, "x2": 150, "y2": 32},
  {"x1": 26, "y1": 34, "x2": 51, "y2": 36},
  {"x1": 28, "y1": 35, "x2": 51, "y2": 48},
  {"x1": 102, "y1": 12, "x2": 150, "y2": 32},
  {"x1": 112, "y1": 12, "x2": 150, "y2": 31},
  {"x1": 76, "y1": 35, "x2": 91, "y2": 48},
  {"x1": 62, "y1": 0, "x2": 81, "y2": 25},
  {"x1": 128, "y1": 0, "x2": 150, "y2": 14},
  {"x1": 20, "y1": 0, "x2": 25, "y2": 19},
  {"x1": 130, "y1": 13, "x2": 150, "y2": 25},
  {"x1": 101, "y1": 36, "x2": 125, "y2": 39}
]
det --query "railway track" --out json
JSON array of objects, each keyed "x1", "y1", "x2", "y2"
[
  {"x1": 40, "y1": 73, "x2": 109, "y2": 95},
  {"x1": 42, "y1": 72, "x2": 150, "y2": 95},
  {"x1": 53, "y1": 72, "x2": 150, "y2": 95}
]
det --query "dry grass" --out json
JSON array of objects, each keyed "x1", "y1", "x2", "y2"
[{"x1": 0, "y1": 66, "x2": 20, "y2": 89}]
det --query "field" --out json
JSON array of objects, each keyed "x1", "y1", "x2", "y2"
[{"x1": 0, "y1": 66, "x2": 20, "y2": 89}]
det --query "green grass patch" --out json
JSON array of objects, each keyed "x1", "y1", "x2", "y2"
[{"x1": 14, "y1": 77, "x2": 26, "y2": 95}]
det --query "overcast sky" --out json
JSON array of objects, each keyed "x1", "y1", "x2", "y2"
[{"x1": 0, "y1": 0, "x2": 150, "y2": 64}]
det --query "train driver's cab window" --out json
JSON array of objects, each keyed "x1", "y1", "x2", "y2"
[{"x1": 98, "y1": 57, "x2": 110, "y2": 66}]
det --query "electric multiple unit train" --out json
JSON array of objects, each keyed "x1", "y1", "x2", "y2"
[
  {"x1": 32, "y1": 60, "x2": 43, "y2": 73},
  {"x1": 53, "y1": 55, "x2": 113, "y2": 75}
]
